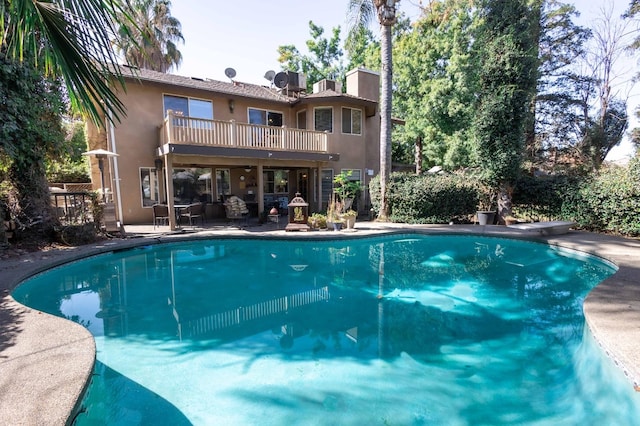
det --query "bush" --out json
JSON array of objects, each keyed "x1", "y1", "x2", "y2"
[
  {"x1": 512, "y1": 174, "x2": 580, "y2": 221},
  {"x1": 370, "y1": 172, "x2": 479, "y2": 224},
  {"x1": 561, "y1": 159, "x2": 640, "y2": 236}
]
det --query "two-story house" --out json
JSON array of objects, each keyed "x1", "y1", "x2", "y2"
[{"x1": 85, "y1": 66, "x2": 381, "y2": 229}]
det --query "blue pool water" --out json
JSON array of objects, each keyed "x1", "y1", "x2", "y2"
[{"x1": 13, "y1": 234, "x2": 640, "y2": 424}]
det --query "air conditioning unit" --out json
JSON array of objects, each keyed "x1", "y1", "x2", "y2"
[{"x1": 286, "y1": 71, "x2": 306, "y2": 92}]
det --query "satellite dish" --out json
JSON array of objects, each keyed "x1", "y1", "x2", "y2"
[
  {"x1": 264, "y1": 70, "x2": 276, "y2": 82},
  {"x1": 224, "y1": 67, "x2": 236, "y2": 80},
  {"x1": 273, "y1": 72, "x2": 289, "y2": 89}
]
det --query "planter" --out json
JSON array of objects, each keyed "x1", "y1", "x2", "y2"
[
  {"x1": 476, "y1": 211, "x2": 496, "y2": 225},
  {"x1": 329, "y1": 221, "x2": 343, "y2": 231},
  {"x1": 344, "y1": 216, "x2": 356, "y2": 230}
]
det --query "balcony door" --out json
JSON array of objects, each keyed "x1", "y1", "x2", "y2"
[{"x1": 249, "y1": 108, "x2": 283, "y2": 148}]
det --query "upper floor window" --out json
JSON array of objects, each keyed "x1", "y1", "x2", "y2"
[
  {"x1": 163, "y1": 95, "x2": 213, "y2": 119},
  {"x1": 342, "y1": 107, "x2": 362, "y2": 135},
  {"x1": 314, "y1": 107, "x2": 333, "y2": 132},
  {"x1": 297, "y1": 110, "x2": 307, "y2": 130},
  {"x1": 248, "y1": 108, "x2": 283, "y2": 127}
]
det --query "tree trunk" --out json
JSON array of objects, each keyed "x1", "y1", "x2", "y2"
[
  {"x1": 10, "y1": 158, "x2": 57, "y2": 240},
  {"x1": 496, "y1": 184, "x2": 514, "y2": 225},
  {"x1": 378, "y1": 22, "x2": 393, "y2": 220},
  {"x1": 0, "y1": 204, "x2": 8, "y2": 248},
  {"x1": 414, "y1": 136, "x2": 423, "y2": 175}
]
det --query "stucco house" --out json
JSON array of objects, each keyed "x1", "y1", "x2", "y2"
[{"x1": 85, "y1": 66, "x2": 381, "y2": 229}]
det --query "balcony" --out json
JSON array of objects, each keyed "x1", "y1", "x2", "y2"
[{"x1": 160, "y1": 112, "x2": 329, "y2": 154}]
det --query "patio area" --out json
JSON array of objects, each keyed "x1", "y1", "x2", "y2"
[{"x1": 1, "y1": 222, "x2": 639, "y2": 424}]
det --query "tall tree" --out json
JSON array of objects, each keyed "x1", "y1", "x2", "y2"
[
  {"x1": 474, "y1": 0, "x2": 538, "y2": 220},
  {"x1": 348, "y1": 0, "x2": 400, "y2": 221},
  {"x1": 393, "y1": 0, "x2": 478, "y2": 172},
  {"x1": 114, "y1": 0, "x2": 184, "y2": 73},
  {"x1": 533, "y1": 0, "x2": 592, "y2": 170},
  {"x1": 0, "y1": 54, "x2": 66, "y2": 242},
  {"x1": 277, "y1": 21, "x2": 344, "y2": 90},
  {"x1": 1, "y1": 0, "x2": 136, "y2": 245},
  {"x1": 577, "y1": 3, "x2": 631, "y2": 170}
]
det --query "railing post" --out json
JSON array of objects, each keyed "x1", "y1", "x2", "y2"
[
  {"x1": 281, "y1": 125, "x2": 286, "y2": 150},
  {"x1": 166, "y1": 110, "x2": 174, "y2": 144},
  {"x1": 231, "y1": 119, "x2": 237, "y2": 147}
]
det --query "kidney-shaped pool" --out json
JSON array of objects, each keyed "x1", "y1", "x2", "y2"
[{"x1": 13, "y1": 234, "x2": 640, "y2": 424}]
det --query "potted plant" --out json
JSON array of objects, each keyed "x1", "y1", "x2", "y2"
[
  {"x1": 341, "y1": 209, "x2": 357, "y2": 230},
  {"x1": 308, "y1": 212, "x2": 327, "y2": 230},
  {"x1": 333, "y1": 171, "x2": 362, "y2": 212},
  {"x1": 476, "y1": 187, "x2": 497, "y2": 225},
  {"x1": 326, "y1": 196, "x2": 344, "y2": 231}
]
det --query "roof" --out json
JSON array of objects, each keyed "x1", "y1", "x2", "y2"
[
  {"x1": 116, "y1": 66, "x2": 378, "y2": 112},
  {"x1": 297, "y1": 89, "x2": 378, "y2": 116},
  {"x1": 117, "y1": 65, "x2": 293, "y2": 104}
]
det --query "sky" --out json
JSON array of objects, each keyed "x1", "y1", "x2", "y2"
[{"x1": 168, "y1": 0, "x2": 637, "y2": 161}]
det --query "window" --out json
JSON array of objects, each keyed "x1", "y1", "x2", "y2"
[
  {"x1": 248, "y1": 108, "x2": 283, "y2": 127},
  {"x1": 297, "y1": 110, "x2": 307, "y2": 130},
  {"x1": 321, "y1": 169, "x2": 334, "y2": 210},
  {"x1": 314, "y1": 107, "x2": 333, "y2": 132},
  {"x1": 216, "y1": 168, "x2": 231, "y2": 200},
  {"x1": 163, "y1": 95, "x2": 213, "y2": 119},
  {"x1": 263, "y1": 169, "x2": 289, "y2": 194},
  {"x1": 140, "y1": 167, "x2": 160, "y2": 207},
  {"x1": 341, "y1": 169, "x2": 362, "y2": 183},
  {"x1": 173, "y1": 168, "x2": 212, "y2": 203},
  {"x1": 340, "y1": 169, "x2": 362, "y2": 210},
  {"x1": 342, "y1": 107, "x2": 362, "y2": 135}
]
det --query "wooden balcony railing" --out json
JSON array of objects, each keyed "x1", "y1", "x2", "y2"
[{"x1": 160, "y1": 112, "x2": 328, "y2": 153}]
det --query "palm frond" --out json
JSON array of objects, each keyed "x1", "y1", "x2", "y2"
[{"x1": 2, "y1": 0, "x2": 132, "y2": 126}]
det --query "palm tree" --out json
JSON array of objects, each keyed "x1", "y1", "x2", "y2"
[
  {"x1": 114, "y1": 0, "x2": 184, "y2": 73},
  {"x1": 348, "y1": 0, "x2": 399, "y2": 220},
  {"x1": 0, "y1": 0, "x2": 129, "y2": 124}
]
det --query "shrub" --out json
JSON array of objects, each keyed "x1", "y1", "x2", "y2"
[
  {"x1": 561, "y1": 159, "x2": 640, "y2": 236},
  {"x1": 370, "y1": 172, "x2": 479, "y2": 224}
]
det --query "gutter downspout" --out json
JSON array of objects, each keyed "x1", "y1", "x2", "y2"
[{"x1": 107, "y1": 109, "x2": 124, "y2": 224}]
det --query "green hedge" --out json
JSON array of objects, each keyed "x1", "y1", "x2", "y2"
[
  {"x1": 370, "y1": 158, "x2": 640, "y2": 236},
  {"x1": 370, "y1": 172, "x2": 479, "y2": 224},
  {"x1": 561, "y1": 158, "x2": 640, "y2": 236}
]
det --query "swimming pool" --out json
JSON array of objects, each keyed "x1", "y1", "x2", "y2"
[{"x1": 13, "y1": 234, "x2": 640, "y2": 424}]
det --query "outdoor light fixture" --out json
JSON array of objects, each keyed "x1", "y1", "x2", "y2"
[
  {"x1": 244, "y1": 167, "x2": 252, "y2": 173},
  {"x1": 82, "y1": 148, "x2": 119, "y2": 202},
  {"x1": 228, "y1": 99, "x2": 235, "y2": 113},
  {"x1": 154, "y1": 158, "x2": 163, "y2": 171}
]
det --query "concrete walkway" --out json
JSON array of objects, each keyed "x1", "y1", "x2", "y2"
[{"x1": 1, "y1": 222, "x2": 638, "y2": 425}]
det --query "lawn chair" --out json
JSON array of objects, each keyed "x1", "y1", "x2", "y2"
[
  {"x1": 179, "y1": 203, "x2": 204, "y2": 227},
  {"x1": 102, "y1": 202, "x2": 125, "y2": 237},
  {"x1": 152, "y1": 204, "x2": 170, "y2": 228}
]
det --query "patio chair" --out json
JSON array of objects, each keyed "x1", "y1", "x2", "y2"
[
  {"x1": 179, "y1": 202, "x2": 204, "y2": 227},
  {"x1": 152, "y1": 204, "x2": 170, "y2": 228}
]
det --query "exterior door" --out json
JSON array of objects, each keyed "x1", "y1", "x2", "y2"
[{"x1": 296, "y1": 169, "x2": 308, "y2": 201}]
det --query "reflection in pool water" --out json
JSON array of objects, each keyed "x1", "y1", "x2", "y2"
[{"x1": 13, "y1": 234, "x2": 640, "y2": 424}]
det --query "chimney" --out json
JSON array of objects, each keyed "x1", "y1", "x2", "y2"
[{"x1": 346, "y1": 68, "x2": 380, "y2": 102}]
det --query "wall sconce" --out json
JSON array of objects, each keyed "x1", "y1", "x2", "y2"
[
  {"x1": 154, "y1": 158, "x2": 163, "y2": 171},
  {"x1": 228, "y1": 99, "x2": 235, "y2": 113},
  {"x1": 240, "y1": 175, "x2": 245, "y2": 181}
]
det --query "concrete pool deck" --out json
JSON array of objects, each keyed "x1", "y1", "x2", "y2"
[{"x1": 1, "y1": 222, "x2": 638, "y2": 425}]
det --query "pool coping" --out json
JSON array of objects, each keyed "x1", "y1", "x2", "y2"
[{"x1": 1, "y1": 223, "x2": 639, "y2": 425}]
